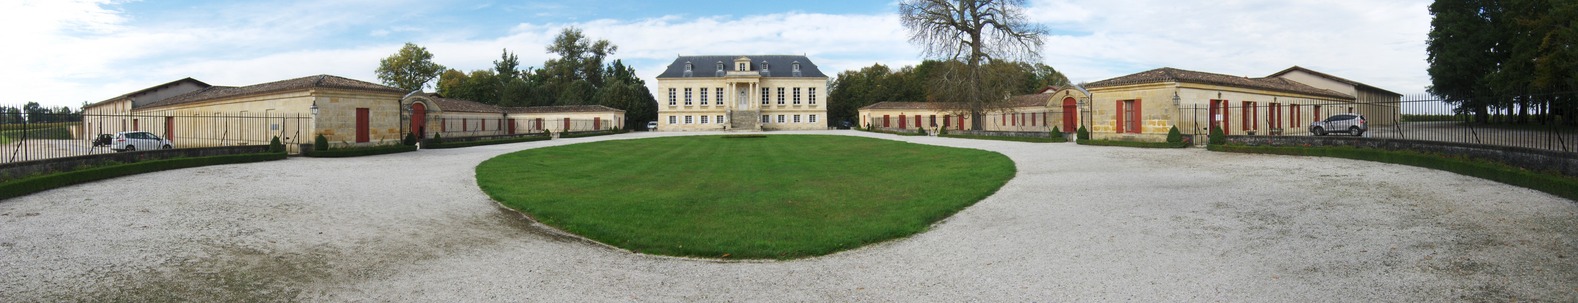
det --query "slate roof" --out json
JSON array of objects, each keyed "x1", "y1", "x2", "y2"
[
  {"x1": 859, "y1": 101, "x2": 943, "y2": 110},
  {"x1": 656, "y1": 55, "x2": 827, "y2": 78},
  {"x1": 1267, "y1": 66, "x2": 1401, "y2": 96},
  {"x1": 506, "y1": 105, "x2": 625, "y2": 114},
  {"x1": 140, "y1": 75, "x2": 405, "y2": 109},
  {"x1": 410, "y1": 93, "x2": 502, "y2": 113},
  {"x1": 89, "y1": 77, "x2": 211, "y2": 107},
  {"x1": 1085, "y1": 67, "x2": 1354, "y2": 100}
]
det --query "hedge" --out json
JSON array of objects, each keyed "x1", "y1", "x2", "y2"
[
  {"x1": 0, "y1": 153, "x2": 286, "y2": 201},
  {"x1": 1076, "y1": 139, "x2": 1189, "y2": 148},
  {"x1": 559, "y1": 129, "x2": 627, "y2": 139},
  {"x1": 305, "y1": 144, "x2": 418, "y2": 158},
  {"x1": 1209, "y1": 144, "x2": 1578, "y2": 202},
  {"x1": 859, "y1": 128, "x2": 926, "y2": 136},
  {"x1": 941, "y1": 133, "x2": 1065, "y2": 143},
  {"x1": 424, "y1": 135, "x2": 551, "y2": 149}
]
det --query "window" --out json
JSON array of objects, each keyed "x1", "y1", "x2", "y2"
[
  {"x1": 685, "y1": 115, "x2": 693, "y2": 124},
  {"x1": 717, "y1": 115, "x2": 725, "y2": 124},
  {"x1": 716, "y1": 62, "x2": 724, "y2": 71},
  {"x1": 793, "y1": 115, "x2": 801, "y2": 123},
  {"x1": 808, "y1": 88, "x2": 816, "y2": 105},
  {"x1": 762, "y1": 115, "x2": 770, "y2": 123},
  {"x1": 1242, "y1": 101, "x2": 1256, "y2": 131},
  {"x1": 1313, "y1": 105, "x2": 1322, "y2": 121},
  {"x1": 809, "y1": 114, "x2": 818, "y2": 123},
  {"x1": 668, "y1": 116, "x2": 676, "y2": 124},
  {"x1": 777, "y1": 115, "x2": 785, "y2": 123},
  {"x1": 1116, "y1": 99, "x2": 1141, "y2": 134},
  {"x1": 685, "y1": 62, "x2": 693, "y2": 72},
  {"x1": 700, "y1": 115, "x2": 709, "y2": 124},
  {"x1": 883, "y1": 115, "x2": 891, "y2": 128},
  {"x1": 700, "y1": 88, "x2": 709, "y2": 105},
  {"x1": 684, "y1": 88, "x2": 693, "y2": 105},
  {"x1": 1269, "y1": 102, "x2": 1282, "y2": 129},
  {"x1": 777, "y1": 88, "x2": 785, "y2": 105},
  {"x1": 793, "y1": 88, "x2": 802, "y2": 104},
  {"x1": 738, "y1": 62, "x2": 747, "y2": 71},
  {"x1": 1291, "y1": 104, "x2": 1302, "y2": 126},
  {"x1": 716, "y1": 87, "x2": 723, "y2": 104},
  {"x1": 668, "y1": 88, "x2": 676, "y2": 106},
  {"x1": 761, "y1": 88, "x2": 770, "y2": 105}
]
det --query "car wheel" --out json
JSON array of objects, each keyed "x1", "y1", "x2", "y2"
[
  {"x1": 1350, "y1": 126, "x2": 1363, "y2": 136},
  {"x1": 1312, "y1": 127, "x2": 1325, "y2": 136},
  {"x1": 124, "y1": 145, "x2": 135, "y2": 151},
  {"x1": 161, "y1": 145, "x2": 172, "y2": 150}
]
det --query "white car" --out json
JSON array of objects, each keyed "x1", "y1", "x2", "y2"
[
  {"x1": 647, "y1": 121, "x2": 658, "y2": 131},
  {"x1": 111, "y1": 131, "x2": 174, "y2": 152}
]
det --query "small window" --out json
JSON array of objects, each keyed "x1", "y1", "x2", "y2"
[
  {"x1": 761, "y1": 115, "x2": 770, "y2": 123},
  {"x1": 793, "y1": 88, "x2": 802, "y2": 105},
  {"x1": 717, "y1": 115, "x2": 725, "y2": 124},
  {"x1": 700, "y1": 88, "x2": 709, "y2": 105},
  {"x1": 761, "y1": 88, "x2": 770, "y2": 105},
  {"x1": 668, "y1": 88, "x2": 676, "y2": 106},
  {"x1": 716, "y1": 62, "x2": 724, "y2": 71},
  {"x1": 684, "y1": 88, "x2": 693, "y2": 105},
  {"x1": 777, "y1": 88, "x2": 785, "y2": 105},
  {"x1": 738, "y1": 63, "x2": 747, "y2": 71},
  {"x1": 700, "y1": 116, "x2": 709, "y2": 124},
  {"x1": 793, "y1": 115, "x2": 801, "y2": 123},
  {"x1": 777, "y1": 115, "x2": 785, "y2": 123},
  {"x1": 808, "y1": 88, "x2": 817, "y2": 105},
  {"x1": 685, "y1": 115, "x2": 693, "y2": 124},
  {"x1": 809, "y1": 114, "x2": 818, "y2": 123},
  {"x1": 668, "y1": 116, "x2": 676, "y2": 124},
  {"x1": 792, "y1": 62, "x2": 800, "y2": 72},
  {"x1": 685, "y1": 62, "x2": 693, "y2": 72}
]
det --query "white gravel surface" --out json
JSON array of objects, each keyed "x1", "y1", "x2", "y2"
[{"x1": 2, "y1": 130, "x2": 1575, "y2": 301}]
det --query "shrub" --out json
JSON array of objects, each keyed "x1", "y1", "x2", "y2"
[
  {"x1": 306, "y1": 144, "x2": 417, "y2": 158},
  {"x1": 1076, "y1": 125, "x2": 1090, "y2": 140},
  {"x1": 314, "y1": 134, "x2": 328, "y2": 151},
  {"x1": 431, "y1": 133, "x2": 444, "y2": 145},
  {"x1": 1166, "y1": 126, "x2": 1183, "y2": 144},
  {"x1": 1209, "y1": 126, "x2": 1226, "y2": 145},
  {"x1": 0, "y1": 153, "x2": 285, "y2": 201},
  {"x1": 939, "y1": 127, "x2": 948, "y2": 135},
  {"x1": 268, "y1": 136, "x2": 284, "y2": 153},
  {"x1": 917, "y1": 126, "x2": 926, "y2": 135},
  {"x1": 1051, "y1": 126, "x2": 1062, "y2": 134},
  {"x1": 403, "y1": 132, "x2": 418, "y2": 146}
]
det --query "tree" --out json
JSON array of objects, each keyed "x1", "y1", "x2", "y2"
[
  {"x1": 900, "y1": 0, "x2": 1048, "y2": 130},
  {"x1": 375, "y1": 42, "x2": 447, "y2": 92},
  {"x1": 1428, "y1": 0, "x2": 1577, "y2": 125},
  {"x1": 542, "y1": 27, "x2": 617, "y2": 105}
]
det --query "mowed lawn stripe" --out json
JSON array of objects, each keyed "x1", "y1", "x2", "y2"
[{"x1": 477, "y1": 135, "x2": 1015, "y2": 259}]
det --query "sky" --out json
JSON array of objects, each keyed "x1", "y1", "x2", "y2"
[{"x1": 2, "y1": 0, "x2": 1434, "y2": 109}]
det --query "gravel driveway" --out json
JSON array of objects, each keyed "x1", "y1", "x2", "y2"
[{"x1": 2, "y1": 130, "x2": 1575, "y2": 301}]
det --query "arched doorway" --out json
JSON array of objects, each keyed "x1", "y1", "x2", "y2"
[
  {"x1": 410, "y1": 102, "x2": 427, "y2": 138},
  {"x1": 1061, "y1": 97, "x2": 1077, "y2": 132}
]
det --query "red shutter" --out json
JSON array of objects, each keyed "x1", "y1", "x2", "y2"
[
  {"x1": 355, "y1": 108, "x2": 370, "y2": 143},
  {"x1": 883, "y1": 115, "x2": 890, "y2": 128},
  {"x1": 1132, "y1": 99, "x2": 1143, "y2": 134},
  {"x1": 1114, "y1": 100, "x2": 1125, "y2": 133}
]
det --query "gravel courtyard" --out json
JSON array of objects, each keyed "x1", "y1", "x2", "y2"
[{"x1": 2, "y1": 130, "x2": 1574, "y2": 301}]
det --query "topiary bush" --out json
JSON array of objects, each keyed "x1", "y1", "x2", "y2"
[
  {"x1": 314, "y1": 134, "x2": 328, "y2": 151},
  {"x1": 1076, "y1": 125, "x2": 1090, "y2": 140},
  {"x1": 917, "y1": 126, "x2": 926, "y2": 135},
  {"x1": 430, "y1": 133, "x2": 444, "y2": 146},
  {"x1": 269, "y1": 136, "x2": 284, "y2": 153},
  {"x1": 1051, "y1": 126, "x2": 1062, "y2": 135},
  {"x1": 1209, "y1": 126, "x2": 1226, "y2": 145},
  {"x1": 403, "y1": 132, "x2": 418, "y2": 146},
  {"x1": 1166, "y1": 125, "x2": 1183, "y2": 144}
]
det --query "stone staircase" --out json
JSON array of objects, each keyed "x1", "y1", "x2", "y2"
[{"x1": 730, "y1": 109, "x2": 761, "y2": 131}]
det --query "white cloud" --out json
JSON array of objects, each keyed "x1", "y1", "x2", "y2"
[{"x1": 4, "y1": 0, "x2": 1435, "y2": 109}]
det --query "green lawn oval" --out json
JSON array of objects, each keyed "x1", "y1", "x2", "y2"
[{"x1": 476, "y1": 135, "x2": 1015, "y2": 259}]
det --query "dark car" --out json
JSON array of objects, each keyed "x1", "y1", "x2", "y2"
[
  {"x1": 91, "y1": 134, "x2": 113, "y2": 147},
  {"x1": 1310, "y1": 114, "x2": 1366, "y2": 136},
  {"x1": 837, "y1": 120, "x2": 852, "y2": 129}
]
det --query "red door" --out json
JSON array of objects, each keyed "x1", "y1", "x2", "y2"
[
  {"x1": 355, "y1": 108, "x2": 370, "y2": 143},
  {"x1": 563, "y1": 118, "x2": 570, "y2": 132},
  {"x1": 957, "y1": 116, "x2": 964, "y2": 130},
  {"x1": 899, "y1": 115, "x2": 906, "y2": 129},
  {"x1": 535, "y1": 118, "x2": 544, "y2": 131},
  {"x1": 164, "y1": 117, "x2": 174, "y2": 142},
  {"x1": 594, "y1": 117, "x2": 601, "y2": 130},
  {"x1": 1062, "y1": 98, "x2": 1076, "y2": 132},
  {"x1": 507, "y1": 119, "x2": 517, "y2": 134},
  {"x1": 410, "y1": 103, "x2": 426, "y2": 138}
]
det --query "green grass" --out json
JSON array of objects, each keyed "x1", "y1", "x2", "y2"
[
  {"x1": 0, "y1": 122, "x2": 77, "y2": 144},
  {"x1": 476, "y1": 135, "x2": 1016, "y2": 259},
  {"x1": 1209, "y1": 144, "x2": 1578, "y2": 202},
  {"x1": 941, "y1": 133, "x2": 1066, "y2": 143}
]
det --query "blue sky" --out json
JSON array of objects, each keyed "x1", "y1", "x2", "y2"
[{"x1": 4, "y1": 0, "x2": 1433, "y2": 108}]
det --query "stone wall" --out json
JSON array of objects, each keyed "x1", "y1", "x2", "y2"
[
  {"x1": 0, "y1": 145, "x2": 271, "y2": 182},
  {"x1": 1226, "y1": 135, "x2": 1578, "y2": 177}
]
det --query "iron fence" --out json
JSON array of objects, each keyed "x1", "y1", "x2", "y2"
[
  {"x1": 2, "y1": 109, "x2": 310, "y2": 165},
  {"x1": 1156, "y1": 92, "x2": 1577, "y2": 153}
]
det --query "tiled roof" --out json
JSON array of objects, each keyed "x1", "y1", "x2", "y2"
[
  {"x1": 1267, "y1": 66, "x2": 1401, "y2": 96},
  {"x1": 656, "y1": 55, "x2": 827, "y2": 78},
  {"x1": 90, "y1": 77, "x2": 211, "y2": 107},
  {"x1": 1085, "y1": 67, "x2": 1354, "y2": 100},
  {"x1": 1007, "y1": 94, "x2": 1050, "y2": 107},
  {"x1": 140, "y1": 75, "x2": 405, "y2": 109},
  {"x1": 858, "y1": 101, "x2": 946, "y2": 110},
  {"x1": 410, "y1": 93, "x2": 502, "y2": 113},
  {"x1": 506, "y1": 105, "x2": 625, "y2": 114}
]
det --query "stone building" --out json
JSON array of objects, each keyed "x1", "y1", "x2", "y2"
[
  {"x1": 400, "y1": 93, "x2": 625, "y2": 139},
  {"x1": 1081, "y1": 67, "x2": 1373, "y2": 142},
  {"x1": 654, "y1": 55, "x2": 828, "y2": 131}
]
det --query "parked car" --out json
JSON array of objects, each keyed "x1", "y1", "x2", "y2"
[
  {"x1": 837, "y1": 120, "x2": 852, "y2": 129},
  {"x1": 1309, "y1": 114, "x2": 1366, "y2": 136},
  {"x1": 647, "y1": 121, "x2": 658, "y2": 131},
  {"x1": 111, "y1": 131, "x2": 174, "y2": 152},
  {"x1": 91, "y1": 134, "x2": 114, "y2": 147}
]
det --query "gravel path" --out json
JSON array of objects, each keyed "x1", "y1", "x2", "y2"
[{"x1": 2, "y1": 130, "x2": 1575, "y2": 301}]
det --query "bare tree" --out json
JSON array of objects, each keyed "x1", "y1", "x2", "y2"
[{"x1": 900, "y1": 0, "x2": 1047, "y2": 130}]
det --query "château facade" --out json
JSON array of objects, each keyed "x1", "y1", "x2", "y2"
[{"x1": 654, "y1": 55, "x2": 828, "y2": 131}]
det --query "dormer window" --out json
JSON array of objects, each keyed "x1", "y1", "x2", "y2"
[
  {"x1": 792, "y1": 62, "x2": 801, "y2": 72},
  {"x1": 684, "y1": 61, "x2": 693, "y2": 72},
  {"x1": 791, "y1": 61, "x2": 802, "y2": 77},
  {"x1": 716, "y1": 62, "x2": 724, "y2": 71},
  {"x1": 737, "y1": 62, "x2": 747, "y2": 71}
]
